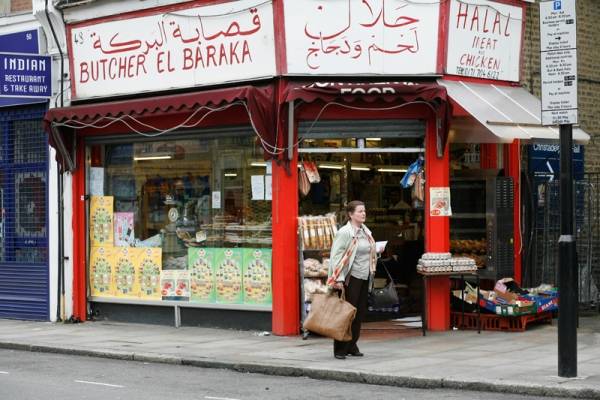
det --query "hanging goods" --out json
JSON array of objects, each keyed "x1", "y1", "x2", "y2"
[
  {"x1": 299, "y1": 164, "x2": 311, "y2": 196},
  {"x1": 369, "y1": 260, "x2": 399, "y2": 309},
  {"x1": 303, "y1": 161, "x2": 321, "y2": 183},
  {"x1": 401, "y1": 156, "x2": 424, "y2": 188},
  {"x1": 303, "y1": 288, "x2": 356, "y2": 341}
]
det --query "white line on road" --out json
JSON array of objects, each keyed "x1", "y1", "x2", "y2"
[
  {"x1": 205, "y1": 396, "x2": 240, "y2": 400},
  {"x1": 0, "y1": 371, "x2": 8, "y2": 375},
  {"x1": 74, "y1": 380, "x2": 124, "y2": 388}
]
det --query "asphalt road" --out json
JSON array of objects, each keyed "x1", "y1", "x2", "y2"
[{"x1": 0, "y1": 349, "x2": 568, "y2": 400}]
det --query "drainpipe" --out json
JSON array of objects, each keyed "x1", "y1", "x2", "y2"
[{"x1": 44, "y1": 0, "x2": 66, "y2": 321}]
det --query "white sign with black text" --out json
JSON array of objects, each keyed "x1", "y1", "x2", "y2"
[{"x1": 540, "y1": 0, "x2": 577, "y2": 125}]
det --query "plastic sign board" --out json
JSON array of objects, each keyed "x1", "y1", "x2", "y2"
[
  {"x1": 540, "y1": 0, "x2": 578, "y2": 125},
  {"x1": 69, "y1": 0, "x2": 276, "y2": 100},
  {"x1": 445, "y1": 0, "x2": 523, "y2": 82},
  {"x1": 0, "y1": 53, "x2": 52, "y2": 98},
  {"x1": 284, "y1": 0, "x2": 439, "y2": 75}
]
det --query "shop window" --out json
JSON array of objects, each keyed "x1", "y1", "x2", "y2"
[{"x1": 87, "y1": 133, "x2": 273, "y2": 307}]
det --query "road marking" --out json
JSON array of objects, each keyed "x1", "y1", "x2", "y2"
[
  {"x1": 0, "y1": 371, "x2": 8, "y2": 375},
  {"x1": 75, "y1": 380, "x2": 124, "y2": 388},
  {"x1": 205, "y1": 397, "x2": 240, "y2": 400}
]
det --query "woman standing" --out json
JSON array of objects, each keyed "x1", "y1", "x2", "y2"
[{"x1": 327, "y1": 201, "x2": 377, "y2": 359}]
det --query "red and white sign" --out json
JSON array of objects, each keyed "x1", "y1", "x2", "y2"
[
  {"x1": 69, "y1": 0, "x2": 276, "y2": 99},
  {"x1": 284, "y1": 0, "x2": 440, "y2": 75},
  {"x1": 445, "y1": 0, "x2": 523, "y2": 82}
]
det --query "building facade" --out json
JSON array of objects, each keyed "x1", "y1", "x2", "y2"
[{"x1": 30, "y1": 0, "x2": 592, "y2": 334}]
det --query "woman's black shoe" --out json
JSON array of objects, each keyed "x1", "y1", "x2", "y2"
[
  {"x1": 334, "y1": 353, "x2": 346, "y2": 360},
  {"x1": 347, "y1": 351, "x2": 364, "y2": 357}
]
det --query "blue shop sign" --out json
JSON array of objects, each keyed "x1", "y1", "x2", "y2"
[
  {"x1": 529, "y1": 143, "x2": 584, "y2": 181},
  {"x1": 0, "y1": 29, "x2": 40, "y2": 54},
  {"x1": 0, "y1": 53, "x2": 52, "y2": 98}
]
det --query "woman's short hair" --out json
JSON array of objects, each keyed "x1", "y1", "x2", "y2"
[{"x1": 346, "y1": 200, "x2": 365, "y2": 217}]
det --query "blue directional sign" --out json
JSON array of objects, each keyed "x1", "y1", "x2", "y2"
[{"x1": 0, "y1": 53, "x2": 52, "y2": 98}]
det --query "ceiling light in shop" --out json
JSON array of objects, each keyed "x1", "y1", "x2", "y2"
[
  {"x1": 366, "y1": 138, "x2": 382, "y2": 141},
  {"x1": 133, "y1": 154, "x2": 173, "y2": 161},
  {"x1": 318, "y1": 164, "x2": 344, "y2": 170},
  {"x1": 377, "y1": 167, "x2": 407, "y2": 173},
  {"x1": 250, "y1": 162, "x2": 267, "y2": 167},
  {"x1": 350, "y1": 163, "x2": 371, "y2": 171},
  {"x1": 224, "y1": 173, "x2": 238, "y2": 177}
]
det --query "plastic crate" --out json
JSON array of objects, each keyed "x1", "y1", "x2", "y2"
[{"x1": 451, "y1": 311, "x2": 553, "y2": 332}]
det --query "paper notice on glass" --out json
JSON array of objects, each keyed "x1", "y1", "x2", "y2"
[
  {"x1": 375, "y1": 241, "x2": 388, "y2": 254},
  {"x1": 89, "y1": 167, "x2": 104, "y2": 196},
  {"x1": 212, "y1": 191, "x2": 221, "y2": 209},
  {"x1": 430, "y1": 187, "x2": 452, "y2": 217},
  {"x1": 264, "y1": 175, "x2": 272, "y2": 201},
  {"x1": 251, "y1": 175, "x2": 265, "y2": 200}
]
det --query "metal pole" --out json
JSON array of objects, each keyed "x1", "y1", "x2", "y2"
[{"x1": 558, "y1": 123, "x2": 577, "y2": 377}]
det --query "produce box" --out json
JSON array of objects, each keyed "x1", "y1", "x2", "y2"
[{"x1": 494, "y1": 302, "x2": 536, "y2": 316}]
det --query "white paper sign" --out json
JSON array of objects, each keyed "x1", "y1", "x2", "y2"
[
  {"x1": 70, "y1": 0, "x2": 276, "y2": 99},
  {"x1": 445, "y1": 0, "x2": 523, "y2": 82},
  {"x1": 430, "y1": 187, "x2": 452, "y2": 217},
  {"x1": 89, "y1": 167, "x2": 104, "y2": 195},
  {"x1": 251, "y1": 175, "x2": 265, "y2": 200},
  {"x1": 284, "y1": 0, "x2": 439, "y2": 75},
  {"x1": 265, "y1": 175, "x2": 272, "y2": 201},
  {"x1": 212, "y1": 191, "x2": 221, "y2": 209}
]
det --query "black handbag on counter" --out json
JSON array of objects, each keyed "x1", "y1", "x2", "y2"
[{"x1": 369, "y1": 260, "x2": 399, "y2": 310}]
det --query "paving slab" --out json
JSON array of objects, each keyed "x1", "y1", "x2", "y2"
[{"x1": 0, "y1": 317, "x2": 598, "y2": 398}]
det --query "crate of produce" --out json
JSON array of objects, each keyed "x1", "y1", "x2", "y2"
[{"x1": 451, "y1": 311, "x2": 553, "y2": 332}]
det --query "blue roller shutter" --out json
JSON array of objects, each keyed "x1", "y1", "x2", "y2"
[{"x1": 0, "y1": 103, "x2": 49, "y2": 320}]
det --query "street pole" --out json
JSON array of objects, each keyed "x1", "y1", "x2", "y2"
[{"x1": 558, "y1": 123, "x2": 577, "y2": 377}]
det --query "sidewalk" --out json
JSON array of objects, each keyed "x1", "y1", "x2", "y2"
[{"x1": 0, "y1": 316, "x2": 599, "y2": 399}]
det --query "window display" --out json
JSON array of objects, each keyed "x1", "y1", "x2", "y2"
[{"x1": 87, "y1": 133, "x2": 272, "y2": 307}]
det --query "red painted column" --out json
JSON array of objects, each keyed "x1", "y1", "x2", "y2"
[
  {"x1": 505, "y1": 141, "x2": 522, "y2": 284},
  {"x1": 271, "y1": 112, "x2": 300, "y2": 335},
  {"x1": 424, "y1": 116, "x2": 451, "y2": 331},
  {"x1": 480, "y1": 144, "x2": 497, "y2": 169},
  {"x1": 71, "y1": 138, "x2": 87, "y2": 321}
]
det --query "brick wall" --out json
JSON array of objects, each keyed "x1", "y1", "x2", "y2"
[
  {"x1": 10, "y1": 0, "x2": 31, "y2": 12},
  {"x1": 521, "y1": 0, "x2": 600, "y2": 172}
]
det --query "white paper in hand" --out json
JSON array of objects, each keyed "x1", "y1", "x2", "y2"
[{"x1": 376, "y1": 241, "x2": 388, "y2": 254}]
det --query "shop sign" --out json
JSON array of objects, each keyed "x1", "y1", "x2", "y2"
[
  {"x1": 0, "y1": 53, "x2": 52, "y2": 98},
  {"x1": 284, "y1": 0, "x2": 440, "y2": 75},
  {"x1": 445, "y1": 0, "x2": 523, "y2": 82},
  {"x1": 69, "y1": 0, "x2": 276, "y2": 100}
]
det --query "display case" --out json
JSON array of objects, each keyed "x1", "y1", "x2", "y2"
[{"x1": 450, "y1": 175, "x2": 514, "y2": 280}]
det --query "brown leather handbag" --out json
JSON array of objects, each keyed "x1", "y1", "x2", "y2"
[{"x1": 303, "y1": 288, "x2": 356, "y2": 341}]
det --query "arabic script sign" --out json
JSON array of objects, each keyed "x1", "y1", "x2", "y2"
[
  {"x1": 69, "y1": 0, "x2": 276, "y2": 99},
  {"x1": 284, "y1": 0, "x2": 440, "y2": 75},
  {"x1": 445, "y1": 0, "x2": 522, "y2": 82}
]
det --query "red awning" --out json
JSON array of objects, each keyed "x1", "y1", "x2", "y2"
[
  {"x1": 283, "y1": 81, "x2": 449, "y2": 105},
  {"x1": 281, "y1": 81, "x2": 451, "y2": 156},
  {"x1": 44, "y1": 84, "x2": 276, "y2": 170}
]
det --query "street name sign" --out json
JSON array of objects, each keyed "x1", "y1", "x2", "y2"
[{"x1": 540, "y1": 0, "x2": 577, "y2": 125}]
